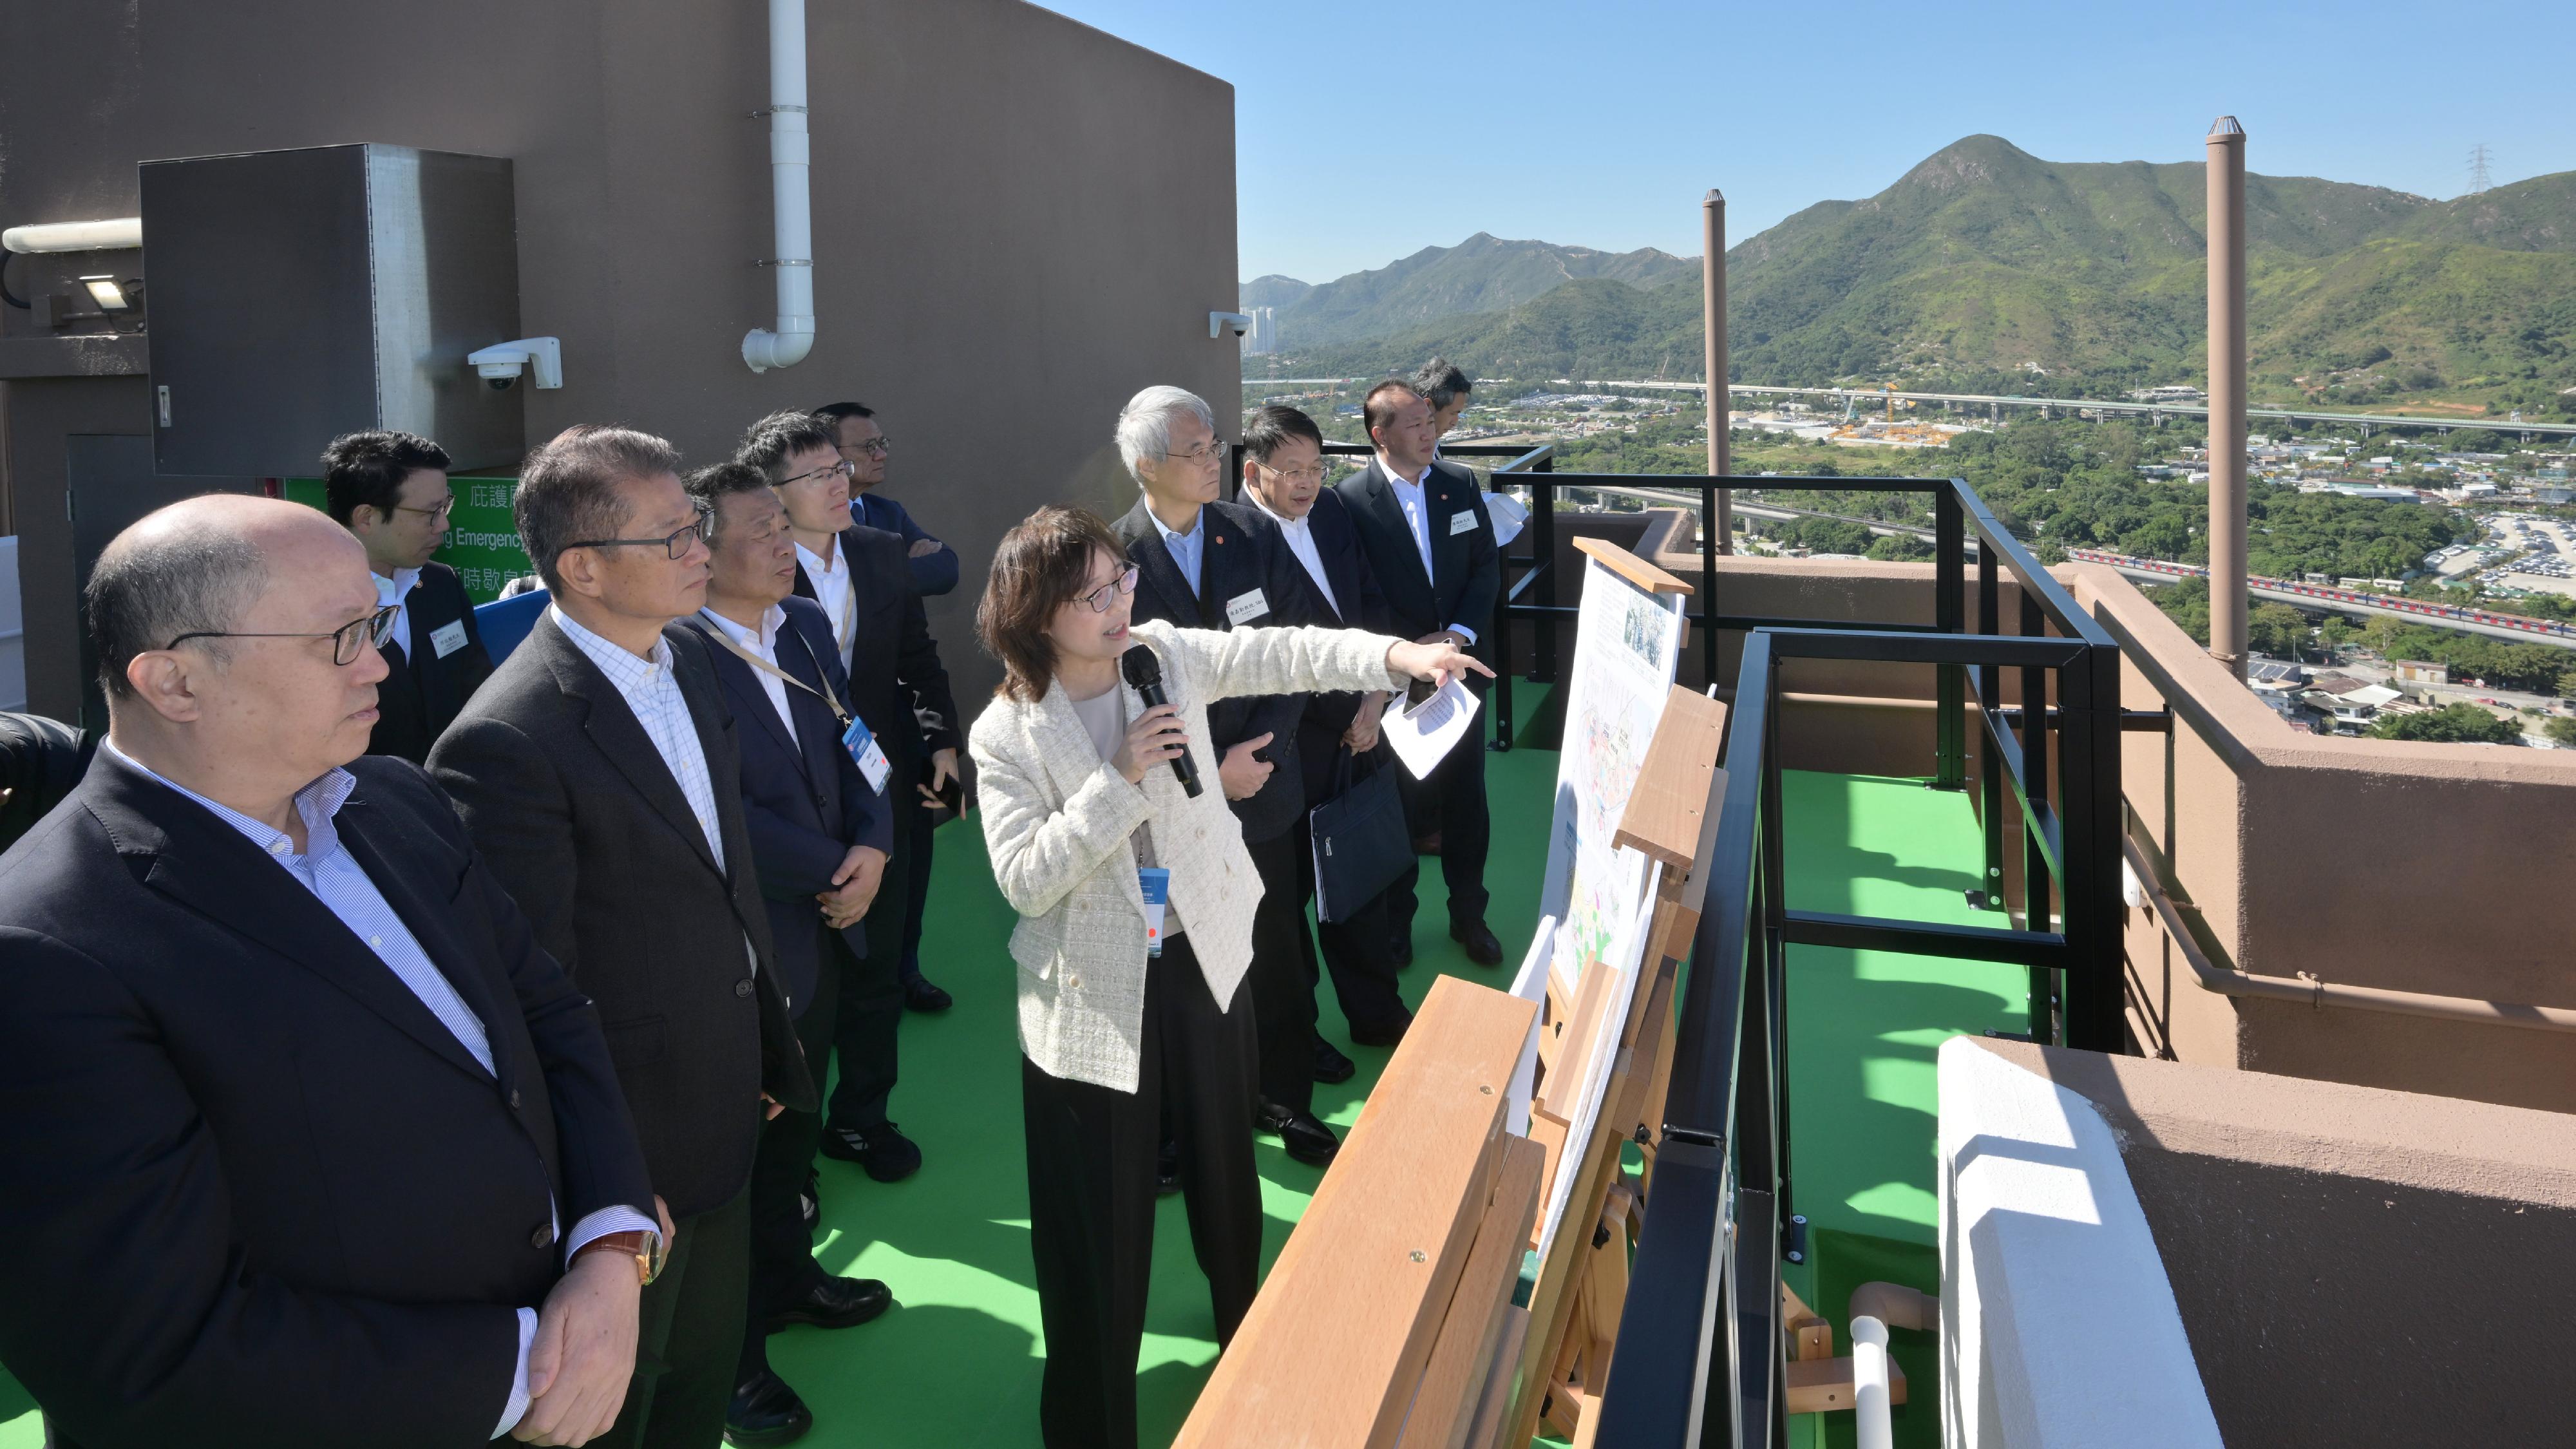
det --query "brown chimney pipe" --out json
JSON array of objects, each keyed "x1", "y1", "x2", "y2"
[
  {"x1": 2206, "y1": 118, "x2": 2248, "y2": 679},
  {"x1": 1703, "y1": 189, "x2": 1732, "y2": 554}
]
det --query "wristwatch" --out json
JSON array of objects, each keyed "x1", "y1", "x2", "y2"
[{"x1": 572, "y1": 1228, "x2": 665, "y2": 1285}]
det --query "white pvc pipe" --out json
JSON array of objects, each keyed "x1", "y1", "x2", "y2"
[
  {"x1": 741, "y1": 0, "x2": 814, "y2": 373},
  {"x1": 1852, "y1": 1315, "x2": 1893, "y2": 1449},
  {"x1": 2, "y1": 218, "x2": 142, "y2": 254}
]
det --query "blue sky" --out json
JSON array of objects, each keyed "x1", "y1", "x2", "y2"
[{"x1": 1043, "y1": 0, "x2": 2576, "y2": 287}]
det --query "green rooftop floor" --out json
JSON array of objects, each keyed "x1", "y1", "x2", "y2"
[{"x1": 0, "y1": 699, "x2": 2027, "y2": 1449}]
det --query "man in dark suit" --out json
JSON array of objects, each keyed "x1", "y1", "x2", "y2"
[
  {"x1": 1337, "y1": 380, "x2": 1505, "y2": 967},
  {"x1": 431, "y1": 426, "x2": 817, "y2": 1449},
  {"x1": 1108, "y1": 385, "x2": 1340, "y2": 1166},
  {"x1": 1238, "y1": 406, "x2": 1415, "y2": 1055},
  {"x1": 741, "y1": 410, "x2": 963, "y2": 1184},
  {"x1": 815, "y1": 401, "x2": 958, "y2": 598},
  {"x1": 677, "y1": 462, "x2": 898, "y2": 1445},
  {"x1": 0, "y1": 495, "x2": 656, "y2": 1449},
  {"x1": 813, "y1": 402, "x2": 961, "y2": 1025},
  {"x1": 323, "y1": 430, "x2": 495, "y2": 764}
]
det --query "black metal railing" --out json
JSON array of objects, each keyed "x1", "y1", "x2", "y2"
[{"x1": 1510, "y1": 474, "x2": 2131, "y2": 1448}]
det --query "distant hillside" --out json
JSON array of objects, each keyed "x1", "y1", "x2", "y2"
[
  {"x1": 1240, "y1": 274, "x2": 1312, "y2": 312},
  {"x1": 1267, "y1": 136, "x2": 2576, "y2": 418},
  {"x1": 1242, "y1": 232, "x2": 1697, "y2": 349}
]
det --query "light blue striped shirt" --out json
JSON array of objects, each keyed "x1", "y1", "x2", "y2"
[
  {"x1": 100, "y1": 741, "x2": 654, "y2": 1438},
  {"x1": 1150, "y1": 506, "x2": 1206, "y2": 599}
]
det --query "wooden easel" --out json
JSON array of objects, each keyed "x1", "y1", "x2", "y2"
[{"x1": 1493, "y1": 544, "x2": 1730, "y2": 1448}]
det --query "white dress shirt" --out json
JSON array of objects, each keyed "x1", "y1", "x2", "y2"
[
  {"x1": 698, "y1": 605, "x2": 797, "y2": 746},
  {"x1": 794, "y1": 536, "x2": 859, "y2": 670},
  {"x1": 1374, "y1": 455, "x2": 1477, "y2": 643},
  {"x1": 1246, "y1": 493, "x2": 1340, "y2": 619},
  {"x1": 374, "y1": 565, "x2": 422, "y2": 658},
  {"x1": 100, "y1": 739, "x2": 654, "y2": 1439},
  {"x1": 549, "y1": 606, "x2": 726, "y2": 870}
]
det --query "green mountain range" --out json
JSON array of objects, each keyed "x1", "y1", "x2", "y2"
[
  {"x1": 1248, "y1": 136, "x2": 2576, "y2": 416},
  {"x1": 1238, "y1": 232, "x2": 1696, "y2": 349}
]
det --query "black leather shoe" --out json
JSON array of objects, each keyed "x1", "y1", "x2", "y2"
[
  {"x1": 1451, "y1": 919, "x2": 1504, "y2": 965},
  {"x1": 1157, "y1": 1137, "x2": 1180, "y2": 1196},
  {"x1": 902, "y1": 975, "x2": 954, "y2": 1013},
  {"x1": 1256, "y1": 1099, "x2": 1341, "y2": 1165},
  {"x1": 768, "y1": 1274, "x2": 895, "y2": 1333},
  {"x1": 1349, "y1": 1015, "x2": 1412, "y2": 1050},
  {"x1": 724, "y1": 1368, "x2": 813, "y2": 1447},
  {"x1": 799, "y1": 1167, "x2": 820, "y2": 1235},
  {"x1": 1313, "y1": 1039, "x2": 1356, "y2": 1084},
  {"x1": 819, "y1": 1120, "x2": 922, "y2": 1182}
]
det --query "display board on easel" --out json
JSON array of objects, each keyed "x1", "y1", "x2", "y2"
[{"x1": 1539, "y1": 545, "x2": 1689, "y2": 998}]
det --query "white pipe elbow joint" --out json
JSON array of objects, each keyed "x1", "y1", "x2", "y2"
[{"x1": 743, "y1": 319, "x2": 815, "y2": 373}]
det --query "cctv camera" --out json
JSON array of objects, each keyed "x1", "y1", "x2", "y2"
[
  {"x1": 1209, "y1": 310, "x2": 1254, "y2": 341},
  {"x1": 466, "y1": 337, "x2": 565, "y2": 390}
]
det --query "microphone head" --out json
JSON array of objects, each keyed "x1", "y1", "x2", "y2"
[{"x1": 1119, "y1": 643, "x2": 1162, "y2": 690}]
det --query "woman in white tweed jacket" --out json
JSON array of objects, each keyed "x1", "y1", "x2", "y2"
[{"x1": 969, "y1": 504, "x2": 1485, "y2": 1448}]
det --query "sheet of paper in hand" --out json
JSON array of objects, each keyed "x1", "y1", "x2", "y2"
[{"x1": 1378, "y1": 675, "x2": 1479, "y2": 780}]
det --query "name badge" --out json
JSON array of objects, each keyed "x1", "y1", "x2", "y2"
[
  {"x1": 1138, "y1": 866, "x2": 1171, "y2": 957},
  {"x1": 1224, "y1": 588, "x2": 1269, "y2": 626},
  {"x1": 430, "y1": 619, "x2": 469, "y2": 659},
  {"x1": 1448, "y1": 509, "x2": 1480, "y2": 536},
  {"x1": 840, "y1": 714, "x2": 893, "y2": 794}
]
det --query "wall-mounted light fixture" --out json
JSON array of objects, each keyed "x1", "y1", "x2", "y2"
[{"x1": 79, "y1": 276, "x2": 133, "y2": 312}]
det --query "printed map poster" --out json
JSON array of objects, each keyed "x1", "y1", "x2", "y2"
[{"x1": 1538, "y1": 556, "x2": 1685, "y2": 998}]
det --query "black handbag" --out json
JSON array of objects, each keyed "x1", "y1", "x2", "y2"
[{"x1": 1309, "y1": 744, "x2": 1413, "y2": 924}]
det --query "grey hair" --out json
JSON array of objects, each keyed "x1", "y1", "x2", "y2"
[
  {"x1": 86, "y1": 516, "x2": 271, "y2": 699},
  {"x1": 1411, "y1": 357, "x2": 1473, "y2": 409},
  {"x1": 1113, "y1": 385, "x2": 1217, "y2": 486}
]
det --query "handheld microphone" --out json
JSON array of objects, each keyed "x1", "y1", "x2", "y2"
[{"x1": 1120, "y1": 643, "x2": 1202, "y2": 798}]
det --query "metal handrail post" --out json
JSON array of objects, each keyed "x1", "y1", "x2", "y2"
[
  {"x1": 1536, "y1": 475, "x2": 1560, "y2": 683},
  {"x1": 2058, "y1": 634, "x2": 2126, "y2": 1051},
  {"x1": 2019, "y1": 587, "x2": 2056, "y2": 1043},
  {"x1": 1933, "y1": 485, "x2": 1967, "y2": 788},
  {"x1": 1976, "y1": 544, "x2": 2005, "y2": 909},
  {"x1": 1700, "y1": 483, "x2": 1720, "y2": 688}
]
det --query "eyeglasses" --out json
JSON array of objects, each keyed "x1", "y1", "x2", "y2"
[
  {"x1": 564, "y1": 515, "x2": 708, "y2": 561},
  {"x1": 837, "y1": 435, "x2": 892, "y2": 458},
  {"x1": 1069, "y1": 565, "x2": 1140, "y2": 614},
  {"x1": 1167, "y1": 441, "x2": 1227, "y2": 467},
  {"x1": 781, "y1": 458, "x2": 857, "y2": 488},
  {"x1": 393, "y1": 498, "x2": 456, "y2": 522},
  {"x1": 166, "y1": 604, "x2": 402, "y2": 668},
  {"x1": 1257, "y1": 460, "x2": 1330, "y2": 485}
]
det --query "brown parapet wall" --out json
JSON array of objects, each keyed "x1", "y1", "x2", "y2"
[{"x1": 2077, "y1": 564, "x2": 2576, "y2": 1110}]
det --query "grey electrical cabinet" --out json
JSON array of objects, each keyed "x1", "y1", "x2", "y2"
[{"x1": 140, "y1": 144, "x2": 524, "y2": 476}]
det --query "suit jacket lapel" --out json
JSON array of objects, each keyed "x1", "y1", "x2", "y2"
[
  {"x1": 88, "y1": 755, "x2": 494, "y2": 1086},
  {"x1": 334, "y1": 789, "x2": 519, "y2": 1090},
  {"x1": 1119, "y1": 500, "x2": 1206, "y2": 629},
  {"x1": 539, "y1": 620, "x2": 725, "y2": 880},
  {"x1": 779, "y1": 622, "x2": 846, "y2": 797},
  {"x1": 697, "y1": 623, "x2": 799, "y2": 760},
  {"x1": 668, "y1": 628, "x2": 747, "y2": 889}
]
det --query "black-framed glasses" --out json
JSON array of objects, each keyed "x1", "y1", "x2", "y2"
[
  {"x1": 564, "y1": 515, "x2": 708, "y2": 561},
  {"x1": 837, "y1": 435, "x2": 892, "y2": 458},
  {"x1": 1069, "y1": 565, "x2": 1139, "y2": 614},
  {"x1": 166, "y1": 604, "x2": 402, "y2": 668},
  {"x1": 781, "y1": 458, "x2": 857, "y2": 488}
]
